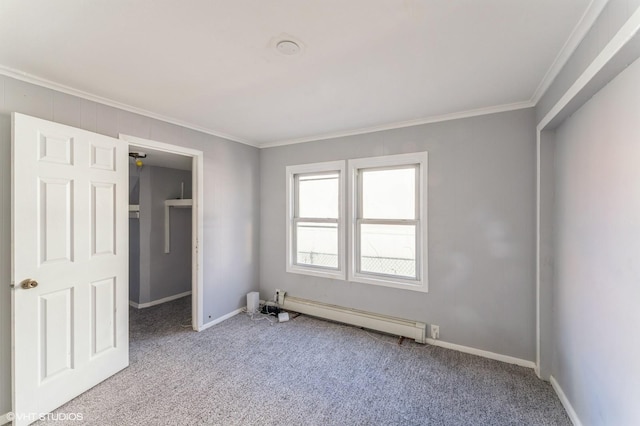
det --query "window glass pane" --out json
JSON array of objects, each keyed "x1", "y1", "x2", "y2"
[
  {"x1": 362, "y1": 167, "x2": 415, "y2": 220},
  {"x1": 298, "y1": 173, "x2": 339, "y2": 218},
  {"x1": 296, "y1": 222, "x2": 338, "y2": 268},
  {"x1": 359, "y1": 224, "x2": 416, "y2": 278}
]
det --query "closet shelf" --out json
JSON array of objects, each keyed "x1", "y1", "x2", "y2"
[{"x1": 164, "y1": 199, "x2": 192, "y2": 208}]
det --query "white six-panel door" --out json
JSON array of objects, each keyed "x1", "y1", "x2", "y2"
[{"x1": 11, "y1": 113, "x2": 129, "y2": 425}]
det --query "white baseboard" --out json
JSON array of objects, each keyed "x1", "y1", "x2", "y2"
[
  {"x1": 198, "y1": 308, "x2": 244, "y2": 331},
  {"x1": 129, "y1": 291, "x2": 191, "y2": 309},
  {"x1": 550, "y1": 375, "x2": 583, "y2": 426},
  {"x1": 425, "y1": 338, "x2": 536, "y2": 369},
  {"x1": 1, "y1": 412, "x2": 11, "y2": 425}
]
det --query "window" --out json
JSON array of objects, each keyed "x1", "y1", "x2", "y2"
[
  {"x1": 285, "y1": 152, "x2": 427, "y2": 291},
  {"x1": 286, "y1": 161, "x2": 345, "y2": 279},
  {"x1": 349, "y1": 152, "x2": 428, "y2": 291}
]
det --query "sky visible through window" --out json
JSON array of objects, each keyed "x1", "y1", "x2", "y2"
[
  {"x1": 360, "y1": 167, "x2": 416, "y2": 278},
  {"x1": 296, "y1": 173, "x2": 339, "y2": 268}
]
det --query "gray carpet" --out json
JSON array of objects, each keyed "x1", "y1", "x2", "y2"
[{"x1": 38, "y1": 296, "x2": 570, "y2": 425}]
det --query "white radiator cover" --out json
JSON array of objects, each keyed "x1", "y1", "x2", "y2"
[{"x1": 281, "y1": 295, "x2": 426, "y2": 343}]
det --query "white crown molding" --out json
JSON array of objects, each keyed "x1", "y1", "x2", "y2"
[
  {"x1": 0, "y1": 0, "x2": 609, "y2": 151},
  {"x1": 537, "y1": 4, "x2": 640, "y2": 131},
  {"x1": 0, "y1": 65, "x2": 259, "y2": 148},
  {"x1": 1, "y1": 63, "x2": 535, "y2": 149},
  {"x1": 530, "y1": 0, "x2": 610, "y2": 105},
  {"x1": 259, "y1": 100, "x2": 535, "y2": 148}
]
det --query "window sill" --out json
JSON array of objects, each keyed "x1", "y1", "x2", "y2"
[
  {"x1": 349, "y1": 273, "x2": 428, "y2": 293},
  {"x1": 286, "y1": 264, "x2": 346, "y2": 280}
]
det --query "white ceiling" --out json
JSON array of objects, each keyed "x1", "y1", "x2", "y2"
[{"x1": 0, "y1": 0, "x2": 602, "y2": 147}]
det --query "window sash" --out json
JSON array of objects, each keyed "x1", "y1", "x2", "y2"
[
  {"x1": 355, "y1": 164, "x2": 421, "y2": 282},
  {"x1": 355, "y1": 219, "x2": 420, "y2": 280},
  {"x1": 292, "y1": 217, "x2": 340, "y2": 270},
  {"x1": 286, "y1": 162, "x2": 345, "y2": 279},
  {"x1": 358, "y1": 164, "x2": 419, "y2": 221},
  {"x1": 294, "y1": 171, "x2": 340, "y2": 219}
]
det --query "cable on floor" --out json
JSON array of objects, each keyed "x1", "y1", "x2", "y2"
[{"x1": 243, "y1": 306, "x2": 276, "y2": 325}]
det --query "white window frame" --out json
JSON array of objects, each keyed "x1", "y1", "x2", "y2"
[
  {"x1": 286, "y1": 160, "x2": 346, "y2": 279},
  {"x1": 348, "y1": 152, "x2": 428, "y2": 292}
]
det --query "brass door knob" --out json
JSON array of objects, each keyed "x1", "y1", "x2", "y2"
[{"x1": 20, "y1": 279, "x2": 38, "y2": 289}]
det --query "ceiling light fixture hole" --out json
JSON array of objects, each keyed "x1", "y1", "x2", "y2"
[{"x1": 276, "y1": 40, "x2": 301, "y2": 55}]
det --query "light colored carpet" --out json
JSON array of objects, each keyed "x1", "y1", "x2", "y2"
[{"x1": 38, "y1": 296, "x2": 570, "y2": 425}]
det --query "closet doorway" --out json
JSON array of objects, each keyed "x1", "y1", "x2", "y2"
[{"x1": 120, "y1": 134, "x2": 204, "y2": 331}]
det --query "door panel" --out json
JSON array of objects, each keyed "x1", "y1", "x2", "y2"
[
  {"x1": 38, "y1": 133, "x2": 73, "y2": 165},
  {"x1": 38, "y1": 178, "x2": 74, "y2": 264},
  {"x1": 91, "y1": 277, "x2": 116, "y2": 356},
  {"x1": 90, "y1": 143, "x2": 116, "y2": 171},
  {"x1": 91, "y1": 182, "x2": 116, "y2": 256},
  {"x1": 12, "y1": 113, "x2": 129, "y2": 425},
  {"x1": 39, "y1": 288, "x2": 74, "y2": 381}
]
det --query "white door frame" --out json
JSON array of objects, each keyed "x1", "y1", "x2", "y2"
[{"x1": 119, "y1": 134, "x2": 205, "y2": 331}]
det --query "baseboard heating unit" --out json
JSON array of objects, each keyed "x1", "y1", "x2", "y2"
[{"x1": 281, "y1": 295, "x2": 426, "y2": 343}]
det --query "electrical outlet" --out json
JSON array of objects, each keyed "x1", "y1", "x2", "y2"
[
  {"x1": 430, "y1": 324, "x2": 440, "y2": 340},
  {"x1": 275, "y1": 289, "x2": 286, "y2": 305}
]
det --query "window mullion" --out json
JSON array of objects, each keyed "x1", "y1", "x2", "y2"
[
  {"x1": 359, "y1": 218, "x2": 418, "y2": 225},
  {"x1": 294, "y1": 217, "x2": 338, "y2": 224}
]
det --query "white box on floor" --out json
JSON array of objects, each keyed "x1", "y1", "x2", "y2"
[{"x1": 246, "y1": 292, "x2": 259, "y2": 314}]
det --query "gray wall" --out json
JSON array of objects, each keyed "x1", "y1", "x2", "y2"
[
  {"x1": 129, "y1": 164, "x2": 141, "y2": 302},
  {"x1": 0, "y1": 75, "x2": 261, "y2": 415},
  {"x1": 129, "y1": 163, "x2": 141, "y2": 204},
  {"x1": 552, "y1": 56, "x2": 640, "y2": 425},
  {"x1": 260, "y1": 108, "x2": 537, "y2": 361},
  {"x1": 129, "y1": 217, "x2": 141, "y2": 303},
  {"x1": 138, "y1": 165, "x2": 192, "y2": 304},
  {"x1": 130, "y1": 164, "x2": 192, "y2": 305},
  {"x1": 537, "y1": 130, "x2": 556, "y2": 381},
  {"x1": 534, "y1": 2, "x2": 640, "y2": 422}
]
